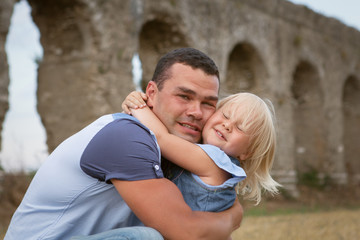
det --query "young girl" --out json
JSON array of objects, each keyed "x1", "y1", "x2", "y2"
[{"x1": 123, "y1": 92, "x2": 280, "y2": 210}]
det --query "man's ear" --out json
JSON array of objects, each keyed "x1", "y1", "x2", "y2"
[{"x1": 145, "y1": 81, "x2": 158, "y2": 108}]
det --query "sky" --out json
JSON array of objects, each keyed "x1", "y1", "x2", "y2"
[
  {"x1": 1, "y1": 0, "x2": 359, "y2": 172},
  {"x1": 287, "y1": 0, "x2": 360, "y2": 31}
]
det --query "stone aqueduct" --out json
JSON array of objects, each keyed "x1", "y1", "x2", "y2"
[{"x1": 1, "y1": 0, "x2": 359, "y2": 195}]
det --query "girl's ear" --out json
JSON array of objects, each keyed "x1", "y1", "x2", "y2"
[{"x1": 145, "y1": 81, "x2": 158, "y2": 108}]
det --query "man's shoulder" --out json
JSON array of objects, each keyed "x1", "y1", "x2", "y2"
[
  {"x1": 110, "y1": 113, "x2": 152, "y2": 135},
  {"x1": 89, "y1": 113, "x2": 157, "y2": 151},
  {"x1": 81, "y1": 113, "x2": 163, "y2": 182}
]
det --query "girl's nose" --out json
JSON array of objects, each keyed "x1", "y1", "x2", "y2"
[{"x1": 223, "y1": 121, "x2": 232, "y2": 131}]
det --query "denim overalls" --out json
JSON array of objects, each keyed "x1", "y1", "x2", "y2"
[{"x1": 170, "y1": 144, "x2": 247, "y2": 212}]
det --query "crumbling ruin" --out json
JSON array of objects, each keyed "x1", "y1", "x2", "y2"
[{"x1": 1, "y1": 0, "x2": 359, "y2": 195}]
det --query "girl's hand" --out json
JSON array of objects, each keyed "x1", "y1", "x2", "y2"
[{"x1": 122, "y1": 91, "x2": 148, "y2": 114}]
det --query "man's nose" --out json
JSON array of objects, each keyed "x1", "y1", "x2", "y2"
[{"x1": 186, "y1": 102, "x2": 203, "y2": 120}]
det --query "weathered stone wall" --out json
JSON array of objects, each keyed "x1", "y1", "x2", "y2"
[
  {"x1": 0, "y1": 0, "x2": 15, "y2": 150},
  {"x1": 1, "y1": 0, "x2": 359, "y2": 194}
]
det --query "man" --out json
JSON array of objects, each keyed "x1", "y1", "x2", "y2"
[{"x1": 5, "y1": 48, "x2": 242, "y2": 240}]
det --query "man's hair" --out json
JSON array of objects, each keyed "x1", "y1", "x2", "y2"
[{"x1": 151, "y1": 48, "x2": 220, "y2": 90}]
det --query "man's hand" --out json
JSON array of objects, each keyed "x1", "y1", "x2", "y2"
[
  {"x1": 121, "y1": 91, "x2": 148, "y2": 114},
  {"x1": 230, "y1": 197, "x2": 243, "y2": 231},
  {"x1": 112, "y1": 178, "x2": 243, "y2": 240}
]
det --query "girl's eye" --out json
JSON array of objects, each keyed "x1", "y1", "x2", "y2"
[{"x1": 222, "y1": 112, "x2": 229, "y2": 119}]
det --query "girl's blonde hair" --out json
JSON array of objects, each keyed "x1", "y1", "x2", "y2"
[{"x1": 217, "y1": 92, "x2": 281, "y2": 205}]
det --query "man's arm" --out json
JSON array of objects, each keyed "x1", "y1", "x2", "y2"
[{"x1": 112, "y1": 178, "x2": 242, "y2": 240}]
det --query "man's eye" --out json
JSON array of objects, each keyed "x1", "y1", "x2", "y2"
[
  {"x1": 179, "y1": 95, "x2": 190, "y2": 100},
  {"x1": 203, "y1": 102, "x2": 216, "y2": 108}
]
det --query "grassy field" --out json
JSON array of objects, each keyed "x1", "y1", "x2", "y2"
[
  {"x1": 231, "y1": 184, "x2": 360, "y2": 240},
  {"x1": 232, "y1": 209, "x2": 360, "y2": 240},
  {"x1": 1, "y1": 172, "x2": 359, "y2": 239}
]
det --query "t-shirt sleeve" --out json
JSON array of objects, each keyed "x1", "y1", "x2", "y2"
[
  {"x1": 80, "y1": 118, "x2": 163, "y2": 183},
  {"x1": 197, "y1": 144, "x2": 246, "y2": 180}
]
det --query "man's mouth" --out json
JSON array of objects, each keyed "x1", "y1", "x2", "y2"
[{"x1": 179, "y1": 123, "x2": 199, "y2": 132}]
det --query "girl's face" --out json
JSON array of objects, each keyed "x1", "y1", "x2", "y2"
[{"x1": 202, "y1": 107, "x2": 251, "y2": 160}]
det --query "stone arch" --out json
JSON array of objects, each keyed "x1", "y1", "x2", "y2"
[
  {"x1": 342, "y1": 75, "x2": 360, "y2": 184},
  {"x1": 291, "y1": 61, "x2": 325, "y2": 174},
  {"x1": 224, "y1": 42, "x2": 267, "y2": 95},
  {"x1": 139, "y1": 19, "x2": 188, "y2": 91}
]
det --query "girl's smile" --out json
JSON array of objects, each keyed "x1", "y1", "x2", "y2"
[{"x1": 202, "y1": 109, "x2": 251, "y2": 161}]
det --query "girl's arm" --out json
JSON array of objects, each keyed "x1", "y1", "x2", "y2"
[{"x1": 131, "y1": 106, "x2": 228, "y2": 184}]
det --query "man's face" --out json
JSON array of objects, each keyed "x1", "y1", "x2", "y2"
[{"x1": 146, "y1": 63, "x2": 219, "y2": 143}]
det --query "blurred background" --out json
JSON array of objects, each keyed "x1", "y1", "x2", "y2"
[
  {"x1": 1, "y1": 0, "x2": 360, "y2": 173},
  {"x1": 0, "y1": 0, "x2": 359, "y2": 239}
]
